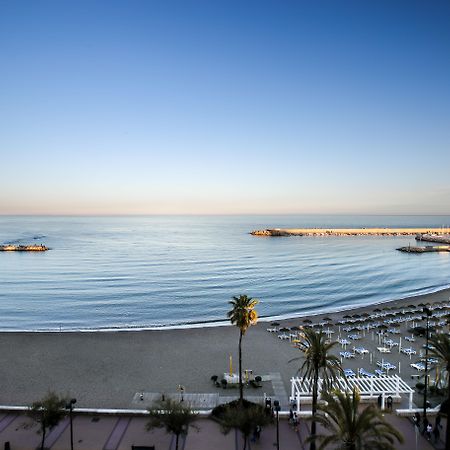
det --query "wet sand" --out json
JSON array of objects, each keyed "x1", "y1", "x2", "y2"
[{"x1": 0, "y1": 287, "x2": 449, "y2": 409}]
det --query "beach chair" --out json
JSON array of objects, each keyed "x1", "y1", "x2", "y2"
[
  {"x1": 354, "y1": 347, "x2": 369, "y2": 355},
  {"x1": 344, "y1": 368, "x2": 356, "y2": 377},
  {"x1": 358, "y1": 368, "x2": 376, "y2": 378}
]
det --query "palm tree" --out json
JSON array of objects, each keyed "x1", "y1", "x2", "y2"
[
  {"x1": 429, "y1": 333, "x2": 450, "y2": 450},
  {"x1": 219, "y1": 402, "x2": 270, "y2": 450},
  {"x1": 313, "y1": 388, "x2": 403, "y2": 450},
  {"x1": 227, "y1": 295, "x2": 259, "y2": 403},
  {"x1": 147, "y1": 398, "x2": 198, "y2": 450},
  {"x1": 29, "y1": 392, "x2": 67, "y2": 450},
  {"x1": 292, "y1": 327, "x2": 342, "y2": 450}
]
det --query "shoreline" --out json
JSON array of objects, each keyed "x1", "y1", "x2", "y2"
[{"x1": 2, "y1": 283, "x2": 450, "y2": 333}]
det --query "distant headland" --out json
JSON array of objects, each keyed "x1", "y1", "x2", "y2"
[{"x1": 250, "y1": 227, "x2": 450, "y2": 237}]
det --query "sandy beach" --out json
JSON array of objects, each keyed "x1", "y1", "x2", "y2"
[{"x1": 1, "y1": 287, "x2": 449, "y2": 409}]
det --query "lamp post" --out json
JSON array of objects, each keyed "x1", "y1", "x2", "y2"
[
  {"x1": 274, "y1": 399, "x2": 281, "y2": 450},
  {"x1": 423, "y1": 307, "x2": 431, "y2": 423},
  {"x1": 66, "y1": 398, "x2": 76, "y2": 450}
]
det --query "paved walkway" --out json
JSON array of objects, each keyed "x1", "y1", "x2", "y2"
[{"x1": 0, "y1": 412, "x2": 439, "y2": 450}]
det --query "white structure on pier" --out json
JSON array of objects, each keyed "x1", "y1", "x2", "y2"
[{"x1": 290, "y1": 375, "x2": 414, "y2": 412}]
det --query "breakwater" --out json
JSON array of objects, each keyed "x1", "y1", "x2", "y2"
[
  {"x1": 397, "y1": 245, "x2": 450, "y2": 253},
  {"x1": 251, "y1": 228, "x2": 450, "y2": 237},
  {"x1": 416, "y1": 234, "x2": 450, "y2": 245},
  {"x1": 0, "y1": 244, "x2": 49, "y2": 252}
]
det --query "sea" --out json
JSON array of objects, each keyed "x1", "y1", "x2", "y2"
[{"x1": 0, "y1": 215, "x2": 449, "y2": 332}]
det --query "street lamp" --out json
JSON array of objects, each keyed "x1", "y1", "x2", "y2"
[
  {"x1": 273, "y1": 399, "x2": 281, "y2": 450},
  {"x1": 423, "y1": 307, "x2": 432, "y2": 422},
  {"x1": 66, "y1": 398, "x2": 77, "y2": 450}
]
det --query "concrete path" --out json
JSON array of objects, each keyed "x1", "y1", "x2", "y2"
[{"x1": 0, "y1": 413, "x2": 440, "y2": 449}]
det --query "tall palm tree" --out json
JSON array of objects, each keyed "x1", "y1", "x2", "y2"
[
  {"x1": 292, "y1": 328, "x2": 342, "y2": 450},
  {"x1": 429, "y1": 333, "x2": 450, "y2": 450},
  {"x1": 227, "y1": 295, "x2": 259, "y2": 403},
  {"x1": 313, "y1": 388, "x2": 403, "y2": 450}
]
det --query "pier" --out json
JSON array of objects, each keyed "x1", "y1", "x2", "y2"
[{"x1": 251, "y1": 227, "x2": 450, "y2": 237}]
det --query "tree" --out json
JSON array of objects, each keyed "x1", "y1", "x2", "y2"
[
  {"x1": 219, "y1": 402, "x2": 270, "y2": 450},
  {"x1": 29, "y1": 392, "x2": 67, "y2": 450},
  {"x1": 312, "y1": 388, "x2": 403, "y2": 450},
  {"x1": 227, "y1": 295, "x2": 259, "y2": 403},
  {"x1": 429, "y1": 333, "x2": 450, "y2": 450},
  {"x1": 147, "y1": 398, "x2": 198, "y2": 450},
  {"x1": 292, "y1": 328, "x2": 342, "y2": 450}
]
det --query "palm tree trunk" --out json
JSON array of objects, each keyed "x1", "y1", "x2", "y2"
[
  {"x1": 239, "y1": 329, "x2": 243, "y2": 403},
  {"x1": 243, "y1": 433, "x2": 247, "y2": 450},
  {"x1": 310, "y1": 371, "x2": 319, "y2": 450},
  {"x1": 446, "y1": 375, "x2": 450, "y2": 450},
  {"x1": 175, "y1": 432, "x2": 179, "y2": 450},
  {"x1": 41, "y1": 425, "x2": 46, "y2": 450}
]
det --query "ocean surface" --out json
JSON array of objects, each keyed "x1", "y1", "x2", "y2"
[{"x1": 0, "y1": 215, "x2": 450, "y2": 331}]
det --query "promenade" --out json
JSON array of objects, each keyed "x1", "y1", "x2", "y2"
[{"x1": 0, "y1": 413, "x2": 438, "y2": 450}]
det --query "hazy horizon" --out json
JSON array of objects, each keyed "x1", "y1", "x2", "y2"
[{"x1": 1, "y1": 1, "x2": 449, "y2": 215}]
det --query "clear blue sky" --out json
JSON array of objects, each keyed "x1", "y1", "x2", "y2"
[{"x1": 1, "y1": 0, "x2": 449, "y2": 215}]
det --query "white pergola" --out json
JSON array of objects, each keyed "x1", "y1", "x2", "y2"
[{"x1": 290, "y1": 375, "x2": 414, "y2": 412}]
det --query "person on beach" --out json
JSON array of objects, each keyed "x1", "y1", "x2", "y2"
[
  {"x1": 386, "y1": 396, "x2": 393, "y2": 412},
  {"x1": 289, "y1": 407, "x2": 294, "y2": 425},
  {"x1": 251, "y1": 425, "x2": 261, "y2": 442},
  {"x1": 426, "y1": 423, "x2": 433, "y2": 441},
  {"x1": 413, "y1": 412, "x2": 421, "y2": 430},
  {"x1": 293, "y1": 412, "x2": 298, "y2": 432}
]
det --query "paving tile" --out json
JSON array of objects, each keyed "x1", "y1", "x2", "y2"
[
  {"x1": 184, "y1": 419, "x2": 235, "y2": 450},
  {"x1": 51, "y1": 415, "x2": 116, "y2": 450},
  {"x1": 0, "y1": 415, "x2": 41, "y2": 450},
  {"x1": 104, "y1": 417, "x2": 131, "y2": 450}
]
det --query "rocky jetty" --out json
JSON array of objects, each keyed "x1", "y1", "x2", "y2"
[
  {"x1": 397, "y1": 245, "x2": 450, "y2": 253},
  {"x1": 250, "y1": 228, "x2": 449, "y2": 237},
  {"x1": 416, "y1": 234, "x2": 450, "y2": 245},
  {"x1": 0, "y1": 244, "x2": 49, "y2": 252}
]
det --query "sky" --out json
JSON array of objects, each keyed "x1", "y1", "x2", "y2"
[{"x1": 1, "y1": 0, "x2": 449, "y2": 215}]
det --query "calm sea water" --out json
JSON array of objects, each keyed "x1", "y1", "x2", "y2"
[{"x1": 0, "y1": 215, "x2": 450, "y2": 331}]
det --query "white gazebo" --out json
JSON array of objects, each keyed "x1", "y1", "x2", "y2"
[{"x1": 290, "y1": 375, "x2": 414, "y2": 412}]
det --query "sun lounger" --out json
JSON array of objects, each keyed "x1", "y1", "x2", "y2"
[
  {"x1": 278, "y1": 334, "x2": 290, "y2": 340},
  {"x1": 354, "y1": 347, "x2": 369, "y2": 355},
  {"x1": 377, "y1": 347, "x2": 391, "y2": 353},
  {"x1": 358, "y1": 368, "x2": 376, "y2": 378},
  {"x1": 376, "y1": 361, "x2": 396, "y2": 370},
  {"x1": 348, "y1": 334, "x2": 362, "y2": 340},
  {"x1": 401, "y1": 348, "x2": 416, "y2": 356}
]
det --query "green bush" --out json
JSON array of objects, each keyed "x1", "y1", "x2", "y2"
[{"x1": 211, "y1": 399, "x2": 256, "y2": 421}]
